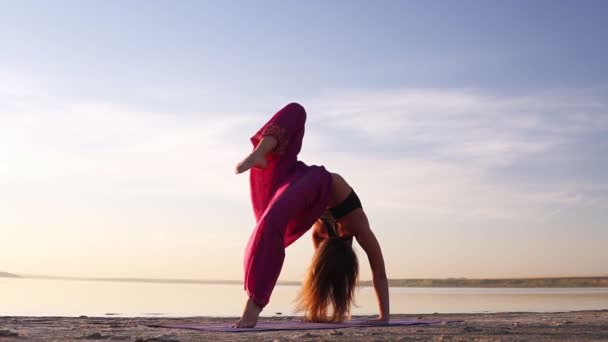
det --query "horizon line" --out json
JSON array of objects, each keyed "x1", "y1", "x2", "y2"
[{"x1": 3, "y1": 272, "x2": 608, "y2": 284}]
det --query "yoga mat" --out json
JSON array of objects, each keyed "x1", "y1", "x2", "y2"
[{"x1": 148, "y1": 319, "x2": 463, "y2": 332}]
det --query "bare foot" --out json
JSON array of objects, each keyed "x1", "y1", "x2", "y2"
[
  {"x1": 231, "y1": 298, "x2": 263, "y2": 328},
  {"x1": 235, "y1": 152, "x2": 267, "y2": 174}
]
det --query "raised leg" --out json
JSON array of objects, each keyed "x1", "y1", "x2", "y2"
[{"x1": 235, "y1": 135, "x2": 278, "y2": 174}]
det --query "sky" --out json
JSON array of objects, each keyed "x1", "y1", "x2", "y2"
[{"x1": 1, "y1": 0, "x2": 607, "y2": 281}]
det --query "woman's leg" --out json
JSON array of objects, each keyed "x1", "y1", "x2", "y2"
[
  {"x1": 232, "y1": 187, "x2": 298, "y2": 328},
  {"x1": 233, "y1": 103, "x2": 316, "y2": 328},
  {"x1": 246, "y1": 103, "x2": 307, "y2": 221},
  {"x1": 233, "y1": 167, "x2": 332, "y2": 328},
  {"x1": 235, "y1": 135, "x2": 278, "y2": 174}
]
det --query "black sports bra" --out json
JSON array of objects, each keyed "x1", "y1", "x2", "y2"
[
  {"x1": 329, "y1": 189, "x2": 362, "y2": 220},
  {"x1": 319, "y1": 190, "x2": 362, "y2": 241}
]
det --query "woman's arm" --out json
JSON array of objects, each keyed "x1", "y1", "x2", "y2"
[{"x1": 353, "y1": 214, "x2": 390, "y2": 321}]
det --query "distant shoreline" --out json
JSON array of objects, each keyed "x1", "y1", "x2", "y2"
[
  {"x1": 0, "y1": 271, "x2": 20, "y2": 278},
  {"x1": 2, "y1": 272, "x2": 607, "y2": 288},
  {"x1": 378, "y1": 277, "x2": 608, "y2": 288}
]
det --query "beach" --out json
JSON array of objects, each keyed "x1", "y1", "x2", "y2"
[{"x1": 1, "y1": 310, "x2": 607, "y2": 341}]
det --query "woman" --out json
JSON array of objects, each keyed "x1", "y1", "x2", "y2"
[{"x1": 233, "y1": 102, "x2": 389, "y2": 328}]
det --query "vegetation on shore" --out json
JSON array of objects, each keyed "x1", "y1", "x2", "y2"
[
  {"x1": 359, "y1": 277, "x2": 608, "y2": 288},
  {"x1": 0, "y1": 272, "x2": 20, "y2": 278},
  {"x1": 3, "y1": 272, "x2": 607, "y2": 287}
]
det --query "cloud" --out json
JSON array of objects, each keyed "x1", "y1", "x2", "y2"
[
  {"x1": 4, "y1": 82, "x2": 603, "y2": 222},
  {"x1": 304, "y1": 88, "x2": 608, "y2": 167}
]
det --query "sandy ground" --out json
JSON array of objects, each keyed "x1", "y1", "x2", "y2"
[{"x1": 1, "y1": 310, "x2": 607, "y2": 341}]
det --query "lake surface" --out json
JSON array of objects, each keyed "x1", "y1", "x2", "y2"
[{"x1": 1, "y1": 278, "x2": 607, "y2": 317}]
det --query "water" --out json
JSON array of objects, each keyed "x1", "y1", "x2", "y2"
[{"x1": 1, "y1": 278, "x2": 607, "y2": 317}]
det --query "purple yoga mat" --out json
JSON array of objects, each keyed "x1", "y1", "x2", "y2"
[{"x1": 148, "y1": 319, "x2": 463, "y2": 332}]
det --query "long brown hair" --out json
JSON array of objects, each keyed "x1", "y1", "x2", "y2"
[{"x1": 295, "y1": 237, "x2": 359, "y2": 322}]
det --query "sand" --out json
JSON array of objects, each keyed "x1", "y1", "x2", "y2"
[{"x1": 1, "y1": 310, "x2": 607, "y2": 341}]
